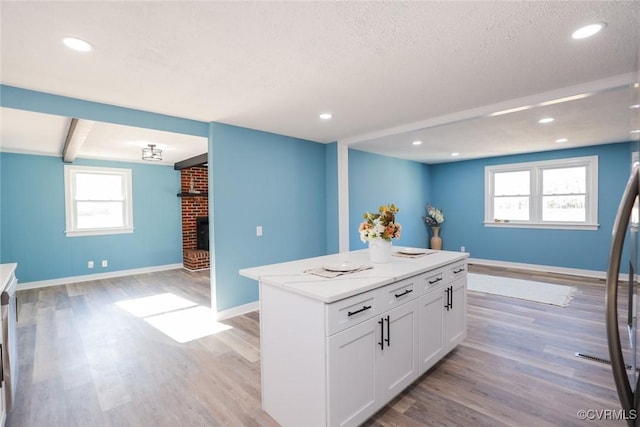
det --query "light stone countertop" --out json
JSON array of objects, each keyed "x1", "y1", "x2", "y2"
[
  {"x1": 0, "y1": 263, "x2": 17, "y2": 292},
  {"x1": 239, "y1": 248, "x2": 469, "y2": 303}
]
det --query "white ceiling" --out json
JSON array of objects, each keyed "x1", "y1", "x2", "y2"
[
  {"x1": 0, "y1": 1, "x2": 639, "y2": 164},
  {"x1": 0, "y1": 107, "x2": 207, "y2": 166},
  {"x1": 356, "y1": 83, "x2": 640, "y2": 163}
]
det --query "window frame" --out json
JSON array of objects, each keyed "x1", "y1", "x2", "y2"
[
  {"x1": 484, "y1": 156, "x2": 598, "y2": 230},
  {"x1": 64, "y1": 165, "x2": 134, "y2": 237}
]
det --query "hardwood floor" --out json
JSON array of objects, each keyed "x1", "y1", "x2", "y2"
[
  {"x1": 366, "y1": 265, "x2": 624, "y2": 427},
  {"x1": 7, "y1": 266, "x2": 626, "y2": 426}
]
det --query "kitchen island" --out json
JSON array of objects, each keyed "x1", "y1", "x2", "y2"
[
  {"x1": 0, "y1": 263, "x2": 18, "y2": 427},
  {"x1": 240, "y1": 248, "x2": 469, "y2": 427}
]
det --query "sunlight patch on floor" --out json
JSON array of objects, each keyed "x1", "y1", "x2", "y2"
[
  {"x1": 115, "y1": 293, "x2": 232, "y2": 343},
  {"x1": 145, "y1": 306, "x2": 232, "y2": 343},
  {"x1": 116, "y1": 293, "x2": 197, "y2": 317}
]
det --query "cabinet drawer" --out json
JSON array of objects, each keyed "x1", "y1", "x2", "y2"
[
  {"x1": 381, "y1": 275, "x2": 419, "y2": 311},
  {"x1": 326, "y1": 289, "x2": 382, "y2": 336},
  {"x1": 420, "y1": 268, "x2": 446, "y2": 293},
  {"x1": 448, "y1": 262, "x2": 467, "y2": 281}
]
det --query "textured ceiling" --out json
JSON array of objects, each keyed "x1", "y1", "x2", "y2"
[{"x1": 0, "y1": 1, "x2": 639, "y2": 163}]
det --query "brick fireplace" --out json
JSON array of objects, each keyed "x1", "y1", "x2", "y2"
[{"x1": 180, "y1": 166, "x2": 209, "y2": 270}]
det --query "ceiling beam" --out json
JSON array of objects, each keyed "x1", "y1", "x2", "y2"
[
  {"x1": 174, "y1": 153, "x2": 208, "y2": 170},
  {"x1": 62, "y1": 118, "x2": 95, "y2": 163},
  {"x1": 339, "y1": 72, "x2": 637, "y2": 146}
]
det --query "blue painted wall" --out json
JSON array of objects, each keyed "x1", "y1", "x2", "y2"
[
  {"x1": 325, "y1": 142, "x2": 339, "y2": 254},
  {"x1": 209, "y1": 123, "x2": 327, "y2": 312},
  {"x1": 0, "y1": 153, "x2": 182, "y2": 282},
  {"x1": 2, "y1": 84, "x2": 633, "y2": 313},
  {"x1": 430, "y1": 142, "x2": 633, "y2": 272},
  {"x1": 349, "y1": 149, "x2": 431, "y2": 250}
]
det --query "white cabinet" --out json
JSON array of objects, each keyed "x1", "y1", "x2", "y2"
[
  {"x1": 418, "y1": 285, "x2": 444, "y2": 373},
  {"x1": 0, "y1": 311, "x2": 4, "y2": 427},
  {"x1": 328, "y1": 316, "x2": 381, "y2": 427},
  {"x1": 418, "y1": 263, "x2": 467, "y2": 375},
  {"x1": 326, "y1": 288, "x2": 382, "y2": 335},
  {"x1": 247, "y1": 252, "x2": 469, "y2": 427},
  {"x1": 328, "y1": 296, "x2": 419, "y2": 427},
  {"x1": 444, "y1": 277, "x2": 467, "y2": 352},
  {"x1": 0, "y1": 263, "x2": 15, "y2": 427},
  {"x1": 380, "y1": 299, "x2": 419, "y2": 402}
]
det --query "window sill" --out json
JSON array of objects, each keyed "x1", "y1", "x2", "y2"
[
  {"x1": 65, "y1": 227, "x2": 134, "y2": 237},
  {"x1": 483, "y1": 221, "x2": 598, "y2": 231}
]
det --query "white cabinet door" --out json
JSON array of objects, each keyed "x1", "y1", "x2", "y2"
[
  {"x1": 381, "y1": 299, "x2": 419, "y2": 402},
  {"x1": 0, "y1": 314, "x2": 5, "y2": 427},
  {"x1": 444, "y1": 277, "x2": 467, "y2": 352},
  {"x1": 328, "y1": 316, "x2": 382, "y2": 427},
  {"x1": 418, "y1": 285, "x2": 444, "y2": 374},
  {"x1": 328, "y1": 299, "x2": 420, "y2": 426}
]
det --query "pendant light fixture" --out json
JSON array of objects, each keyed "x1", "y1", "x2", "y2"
[{"x1": 142, "y1": 144, "x2": 162, "y2": 161}]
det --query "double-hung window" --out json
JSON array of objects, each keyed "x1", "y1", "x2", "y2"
[
  {"x1": 64, "y1": 165, "x2": 134, "y2": 237},
  {"x1": 484, "y1": 156, "x2": 598, "y2": 230}
]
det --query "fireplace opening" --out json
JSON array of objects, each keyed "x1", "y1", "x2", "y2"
[{"x1": 196, "y1": 217, "x2": 209, "y2": 251}]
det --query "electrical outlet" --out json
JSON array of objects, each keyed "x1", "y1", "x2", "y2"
[
  {"x1": 101, "y1": 260, "x2": 108, "y2": 267},
  {"x1": 461, "y1": 246, "x2": 466, "y2": 252},
  {"x1": 256, "y1": 226, "x2": 263, "y2": 237},
  {"x1": 88, "y1": 261, "x2": 94, "y2": 269}
]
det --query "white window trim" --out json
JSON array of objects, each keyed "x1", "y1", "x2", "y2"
[
  {"x1": 64, "y1": 165, "x2": 134, "y2": 237},
  {"x1": 484, "y1": 156, "x2": 599, "y2": 230}
]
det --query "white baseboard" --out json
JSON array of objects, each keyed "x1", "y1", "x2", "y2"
[
  {"x1": 468, "y1": 257, "x2": 628, "y2": 282},
  {"x1": 215, "y1": 301, "x2": 259, "y2": 321},
  {"x1": 17, "y1": 263, "x2": 184, "y2": 290}
]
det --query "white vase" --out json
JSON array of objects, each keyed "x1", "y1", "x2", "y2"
[{"x1": 369, "y1": 239, "x2": 392, "y2": 263}]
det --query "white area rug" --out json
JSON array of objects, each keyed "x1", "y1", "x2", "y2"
[{"x1": 467, "y1": 273, "x2": 577, "y2": 307}]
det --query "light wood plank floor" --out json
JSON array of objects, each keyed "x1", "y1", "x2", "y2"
[{"x1": 7, "y1": 266, "x2": 626, "y2": 426}]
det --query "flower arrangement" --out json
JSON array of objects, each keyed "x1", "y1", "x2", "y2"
[
  {"x1": 423, "y1": 204, "x2": 444, "y2": 227},
  {"x1": 359, "y1": 204, "x2": 402, "y2": 243}
]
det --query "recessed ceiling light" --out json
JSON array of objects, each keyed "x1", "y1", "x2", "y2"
[
  {"x1": 555, "y1": 138, "x2": 568, "y2": 143},
  {"x1": 631, "y1": 130, "x2": 640, "y2": 134},
  {"x1": 412, "y1": 140, "x2": 422, "y2": 146},
  {"x1": 538, "y1": 117, "x2": 555, "y2": 124},
  {"x1": 451, "y1": 152, "x2": 460, "y2": 157},
  {"x1": 631, "y1": 104, "x2": 640, "y2": 109},
  {"x1": 572, "y1": 22, "x2": 606, "y2": 39},
  {"x1": 62, "y1": 36, "x2": 94, "y2": 52},
  {"x1": 319, "y1": 113, "x2": 332, "y2": 120},
  {"x1": 634, "y1": 82, "x2": 639, "y2": 89}
]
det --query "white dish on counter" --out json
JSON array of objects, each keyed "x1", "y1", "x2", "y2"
[
  {"x1": 397, "y1": 247, "x2": 429, "y2": 255},
  {"x1": 322, "y1": 263, "x2": 359, "y2": 272}
]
